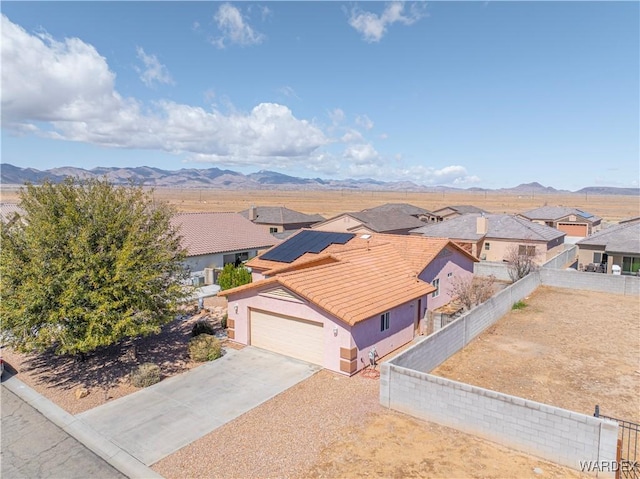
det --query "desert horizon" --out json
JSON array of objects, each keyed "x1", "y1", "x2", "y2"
[{"x1": 3, "y1": 185, "x2": 636, "y2": 224}]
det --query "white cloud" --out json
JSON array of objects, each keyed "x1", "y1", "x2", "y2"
[
  {"x1": 135, "y1": 47, "x2": 174, "y2": 87},
  {"x1": 379, "y1": 133, "x2": 389, "y2": 140},
  {"x1": 1, "y1": 15, "x2": 121, "y2": 123},
  {"x1": 211, "y1": 3, "x2": 264, "y2": 49},
  {"x1": 1, "y1": 15, "x2": 326, "y2": 165},
  {"x1": 328, "y1": 108, "x2": 345, "y2": 125},
  {"x1": 343, "y1": 143, "x2": 382, "y2": 166},
  {"x1": 348, "y1": 2, "x2": 426, "y2": 43},
  {"x1": 341, "y1": 129, "x2": 365, "y2": 143},
  {"x1": 396, "y1": 165, "x2": 481, "y2": 185},
  {"x1": 355, "y1": 114, "x2": 374, "y2": 130},
  {"x1": 278, "y1": 85, "x2": 299, "y2": 99}
]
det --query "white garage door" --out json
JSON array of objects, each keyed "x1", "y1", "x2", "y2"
[{"x1": 250, "y1": 309, "x2": 324, "y2": 366}]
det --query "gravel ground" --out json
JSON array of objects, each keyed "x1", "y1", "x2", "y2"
[{"x1": 152, "y1": 369, "x2": 382, "y2": 479}]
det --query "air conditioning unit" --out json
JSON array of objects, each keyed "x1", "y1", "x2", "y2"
[{"x1": 204, "y1": 268, "x2": 214, "y2": 285}]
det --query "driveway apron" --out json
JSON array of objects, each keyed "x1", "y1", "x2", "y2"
[{"x1": 77, "y1": 347, "x2": 319, "y2": 465}]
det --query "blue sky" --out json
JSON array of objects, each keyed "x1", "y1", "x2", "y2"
[{"x1": 1, "y1": 1, "x2": 638, "y2": 190}]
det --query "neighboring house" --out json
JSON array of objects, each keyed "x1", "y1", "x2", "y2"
[
  {"x1": 362, "y1": 203, "x2": 436, "y2": 223},
  {"x1": 575, "y1": 218, "x2": 640, "y2": 275},
  {"x1": 518, "y1": 206, "x2": 602, "y2": 239},
  {"x1": 410, "y1": 213, "x2": 565, "y2": 264},
  {"x1": 311, "y1": 209, "x2": 426, "y2": 235},
  {"x1": 239, "y1": 206, "x2": 324, "y2": 234},
  {"x1": 219, "y1": 230, "x2": 477, "y2": 375},
  {"x1": 171, "y1": 212, "x2": 279, "y2": 283},
  {"x1": 0, "y1": 203, "x2": 25, "y2": 225},
  {"x1": 430, "y1": 205, "x2": 489, "y2": 222}
]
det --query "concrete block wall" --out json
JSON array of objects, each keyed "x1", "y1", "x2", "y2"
[
  {"x1": 381, "y1": 364, "x2": 618, "y2": 475},
  {"x1": 473, "y1": 261, "x2": 512, "y2": 281},
  {"x1": 540, "y1": 269, "x2": 640, "y2": 296},
  {"x1": 390, "y1": 273, "x2": 540, "y2": 374},
  {"x1": 543, "y1": 245, "x2": 578, "y2": 270}
]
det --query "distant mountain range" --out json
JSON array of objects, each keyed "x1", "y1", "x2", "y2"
[{"x1": 1, "y1": 164, "x2": 638, "y2": 196}]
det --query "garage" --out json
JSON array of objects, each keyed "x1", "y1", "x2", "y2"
[
  {"x1": 249, "y1": 309, "x2": 324, "y2": 366},
  {"x1": 557, "y1": 223, "x2": 587, "y2": 237}
]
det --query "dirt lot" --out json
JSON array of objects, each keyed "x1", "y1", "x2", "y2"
[
  {"x1": 432, "y1": 286, "x2": 640, "y2": 422},
  {"x1": 152, "y1": 368, "x2": 588, "y2": 479},
  {"x1": 3, "y1": 187, "x2": 637, "y2": 223},
  {"x1": 1, "y1": 296, "x2": 229, "y2": 415}
]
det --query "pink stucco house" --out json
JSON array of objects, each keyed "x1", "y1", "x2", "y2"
[{"x1": 219, "y1": 230, "x2": 477, "y2": 375}]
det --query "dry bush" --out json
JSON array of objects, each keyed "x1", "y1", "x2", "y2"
[
  {"x1": 130, "y1": 362, "x2": 161, "y2": 388},
  {"x1": 449, "y1": 275, "x2": 496, "y2": 311},
  {"x1": 188, "y1": 335, "x2": 222, "y2": 362},
  {"x1": 505, "y1": 243, "x2": 539, "y2": 282}
]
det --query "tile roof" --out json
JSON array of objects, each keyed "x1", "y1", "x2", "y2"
[
  {"x1": 520, "y1": 206, "x2": 602, "y2": 223},
  {"x1": 239, "y1": 206, "x2": 324, "y2": 225},
  {"x1": 316, "y1": 210, "x2": 426, "y2": 233},
  {"x1": 433, "y1": 205, "x2": 489, "y2": 215},
  {"x1": 0, "y1": 203, "x2": 25, "y2": 223},
  {"x1": 411, "y1": 214, "x2": 565, "y2": 242},
  {"x1": 222, "y1": 232, "x2": 477, "y2": 325},
  {"x1": 363, "y1": 203, "x2": 434, "y2": 216},
  {"x1": 576, "y1": 221, "x2": 640, "y2": 255},
  {"x1": 170, "y1": 212, "x2": 278, "y2": 257}
]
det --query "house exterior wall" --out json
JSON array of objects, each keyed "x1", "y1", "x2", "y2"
[
  {"x1": 577, "y1": 244, "x2": 605, "y2": 271},
  {"x1": 184, "y1": 249, "x2": 260, "y2": 273},
  {"x1": 419, "y1": 247, "x2": 476, "y2": 312},
  {"x1": 528, "y1": 216, "x2": 600, "y2": 236},
  {"x1": 349, "y1": 299, "x2": 424, "y2": 373},
  {"x1": 225, "y1": 286, "x2": 349, "y2": 373},
  {"x1": 478, "y1": 238, "x2": 563, "y2": 265},
  {"x1": 225, "y1": 284, "x2": 425, "y2": 375},
  {"x1": 312, "y1": 215, "x2": 363, "y2": 233},
  {"x1": 254, "y1": 221, "x2": 320, "y2": 233}
]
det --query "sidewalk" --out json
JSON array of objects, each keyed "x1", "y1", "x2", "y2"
[{"x1": 2, "y1": 374, "x2": 162, "y2": 479}]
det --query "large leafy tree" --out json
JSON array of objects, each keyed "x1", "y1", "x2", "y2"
[{"x1": 0, "y1": 178, "x2": 190, "y2": 357}]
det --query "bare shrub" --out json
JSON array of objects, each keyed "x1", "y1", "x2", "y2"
[
  {"x1": 505, "y1": 243, "x2": 538, "y2": 282},
  {"x1": 130, "y1": 362, "x2": 161, "y2": 388},
  {"x1": 449, "y1": 275, "x2": 496, "y2": 311}
]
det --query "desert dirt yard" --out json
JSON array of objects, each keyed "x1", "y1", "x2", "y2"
[
  {"x1": 152, "y1": 368, "x2": 590, "y2": 479},
  {"x1": 432, "y1": 285, "x2": 640, "y2": 423}
]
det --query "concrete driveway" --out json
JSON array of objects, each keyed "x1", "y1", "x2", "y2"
[{"x1": 77, "y1": 347, "x2": 319, "y2": 465}]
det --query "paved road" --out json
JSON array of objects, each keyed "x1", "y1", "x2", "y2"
[
  {"x1": 78, "y1": 346, "x2": 319, "y2": 465},
  {"x1": 1, "y1": 385, "x2": 125, "y2": 479}
]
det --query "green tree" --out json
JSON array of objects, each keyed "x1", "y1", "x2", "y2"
[
  {"x1": 217, "y1": 263, "x2": 252, "y2": 291},
  {"x1": 0, "y1": 178, "x2": 190, "y2": 357}
]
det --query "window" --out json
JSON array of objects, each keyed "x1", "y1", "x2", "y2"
[
  {"x1": 622, "y1": 256, "x2": 640, "y2": 275},
  {"x1": 447, "y1": 272, "x2": 453, "y2": 278},
  {"x1": 432, "y1": 278, "x2": 440, "y2": 298},
  {"x1": 380, "y1": 312, "x2": 390, "y2": 331},
  {"x1": 484, "y1": 242, "x2": 491, "y2": 251},
  {"x1": 518, "y1": 245, "x2": 536, "y2": 256},
  {"x1": 593, "y1": 252, "x2": 602, "y2": 264},
  {"x1": 269, "y1": 227, "x2": 278, "y2": 233}
]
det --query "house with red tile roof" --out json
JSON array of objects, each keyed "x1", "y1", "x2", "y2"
[
  {"x1": 170, "y1": 212, "x2": 278, "y2": 281},
  {"x1": 219, "y1": 230, "x2": 477, "y2": 375}
]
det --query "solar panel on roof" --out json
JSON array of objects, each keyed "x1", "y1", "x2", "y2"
[
  {"x1": 576, "y1": 209, "x2": 594, "y2": 219},
  {"x1": 261, "y1": 230, "x2": 355, "y2": 263}
]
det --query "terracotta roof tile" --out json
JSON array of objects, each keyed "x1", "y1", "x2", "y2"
[
  {"x1": 171, "y1": 212, "x2": 278, "y2": 257},
  {"x1": 221, "y1": 232, "x2": 477, "y2": 325}
]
